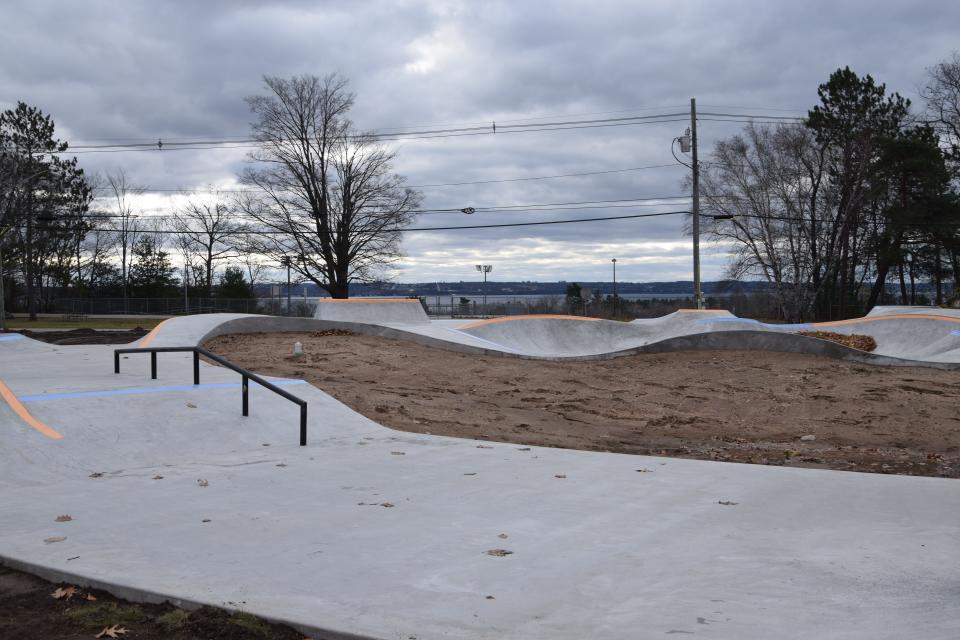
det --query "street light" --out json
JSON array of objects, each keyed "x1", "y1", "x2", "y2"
[
  {"x1": 280, "y1": 256, "x2": 292, "y2": 316},
  {"x1": 611, "y1": 258, "x2": 618, "y2": 316},
  {"x1": 475, "y1": 264, "x2": 492, "y2": 313}
]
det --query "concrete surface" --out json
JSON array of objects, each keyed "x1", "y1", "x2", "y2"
[
  {"x1": 314, "y1": 298, "x2": 430, "y2": 324},
  {"x1": 1, "y1": 310, "x2": 959, "y2": 639}
]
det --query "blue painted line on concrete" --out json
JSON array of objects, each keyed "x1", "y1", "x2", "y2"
[
  {"x1": 0, "y1": 334, "x2": 25, "y2": 342},
  {"x1": 952, "y1": 330, "x2": 960, "y2": 337},
  {"x1": 19, "y1": 379, "x2": 307, "y2": 403}
]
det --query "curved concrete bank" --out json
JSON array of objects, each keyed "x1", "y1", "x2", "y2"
[{"x1": 314, "y1": 298, "x2": 429, "y2": 324}]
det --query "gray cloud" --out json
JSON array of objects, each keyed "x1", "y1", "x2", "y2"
[{"x1": 2, "y1": 0, "x2": 957, "y2": 282}]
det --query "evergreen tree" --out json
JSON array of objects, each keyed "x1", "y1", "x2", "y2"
[
  {"x1": 218, "y1": 266, "x2": 254, "y2": 299},
  {"x1": 129, "y1": 236, "x2": 179, "y2": 297}
]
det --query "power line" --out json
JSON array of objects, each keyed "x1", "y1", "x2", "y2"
[
  {"x1": 33, "y1": 113, "x2": 692, "y2": 154},
  {"x1": 89, "y1": 162, "x2": 684, "y2": 194}
]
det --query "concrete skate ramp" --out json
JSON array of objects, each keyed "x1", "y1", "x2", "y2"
[{"x1": 314, "y1": 298, "x2": 429, "y2": 324}]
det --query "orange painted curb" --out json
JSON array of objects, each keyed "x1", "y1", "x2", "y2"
[
  {"x1": 317, "y1": 299, "x2": 421, "y2": 304},
  {"x1": 138, "y1": 319, "x2": 170, "y2": 348},
  {"x1": 0, "y1": 379, "x2": 63, "y2": 440},
  {"x1": 460, "y1": 314, "x2": 601, "y2": 330},
  {"x1": 813, "y1": 314, "x2": 960, "y2": 328}
]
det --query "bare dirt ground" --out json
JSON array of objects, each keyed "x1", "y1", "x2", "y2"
[
  {"x1": 206, "y1": 331, "x2": 960, "y2": 478},
  {"x1": 14, "y1": 328, "x2": 148, "y2": 345}
]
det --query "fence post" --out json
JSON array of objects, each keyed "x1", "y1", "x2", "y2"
[
  {"x1": 242, "y1": 375, "x2": 249, "y2": 416},
  {"x1": 114, "y1": 351, "x2": 120, "y2": 374},
  {"x1": 150, "y1": 351, "x2": 157, "y2": 379},
  {"x1": 193, "y1": 351, "x2": 200, "y2": 385}
]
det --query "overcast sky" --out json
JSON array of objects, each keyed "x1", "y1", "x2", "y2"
[{"x1": 2, "y1": 0, "x2": 957, "y2": 284}]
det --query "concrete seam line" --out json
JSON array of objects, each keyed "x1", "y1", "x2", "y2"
[{"x1": 0, "y1": 378, "x2": 63, "y2": 440}]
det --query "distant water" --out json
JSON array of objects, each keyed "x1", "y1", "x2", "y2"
[{"x1": 307, "y1": 292, "x2": 738, "y2": 303}]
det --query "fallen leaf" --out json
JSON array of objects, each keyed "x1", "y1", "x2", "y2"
[
  {"x1": 201, "y1": 519, "x2": 211, "y2": 523},
  {"x1": 498, "y1": 533, "x2": 508, "y2": 539},
  {"x1": 636, "y1": 469, "x2": 653, "y2": 473},
  {"x1": 276, "y1": 463, "x2": 287, "y2": 468},
  {"x1": 44, "y1": 536, "x2": 67, "y2": 544},
  {"x1": 485, "y1": 549, "x2": 513, "y2": 557},
  {"x1": 51, "y1": 586, "x2": 78, "y2": 600},
  {"x1": 476, "y1": 445, "x2": 493, "y2": 449},
  {"x1": 516, "y1": 447, "x2": 531, "y2": 451},
  {"x1": 197, "y1": 479, "x2": 209, "y2": 487},
  {"x1": 55, "y1": 514, "x2": 73, "y2": 522},
  {"x1": 151, "y1": 475, "x2": 163, "y2": 480},
  {"x1": 718, "y1": 501, "x2": 739, "y2": 506},
  {"x1": 88, "y1": 472, "x2": 104, "y2": 478},
  {"x1": 85, "y1": 593, "x2": 97, "y2": 601},
  {"x1": 186, "y1": 403, "x2": 197, "y2": 408},
  {"x1": 554, "y1": 474, "x2": 567, "y2": 479},
  {"x1": 380, "y1": 502, "x2": 395, "y2": 508},
  {"x1": 95, "y1": 625, "x2": 129, "y2": 638},
  {"x1": 485, "y1": 595, "x2": 495, "y2": 600},
  {"x1": 390, "y1": 451, "x2": 405, "y2": 456},
  {"x1": 463, "y1": 472, "x2": 477, "y2": 476}
]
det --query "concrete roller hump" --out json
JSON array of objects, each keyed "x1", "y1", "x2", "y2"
[{"x1": 314, "y1": 298, "x2": 429, "y2": 325}]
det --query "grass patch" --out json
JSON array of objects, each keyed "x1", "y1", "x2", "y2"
[
  {"x1": 5, "y1": 318, "x2": 164, "y2": 330},
  {"x1": 64, "y1": 601, "x2": 149, "y2": 629},
  {"x1": 155, "y1": 608, "x2": 190, "y2": 631}
]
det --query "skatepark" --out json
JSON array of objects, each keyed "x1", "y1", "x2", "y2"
[{"x1": 1, "y1": 301, "x2": 959, "y2": 638}]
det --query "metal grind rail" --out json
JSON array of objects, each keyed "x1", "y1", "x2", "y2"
[{"x1": 114, "y1": 346, "x2": 309, "y2": 445}]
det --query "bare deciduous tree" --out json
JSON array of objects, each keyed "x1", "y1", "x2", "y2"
[
  {"x1": 236, "y1": 74, "x2": 421, "y2": 298},
  {"x1": 105, "y1": 169, "x2": 142, "y2": 313},
  {"x1": 172, "y1": 193, "x2": 240, "y2": 298}
]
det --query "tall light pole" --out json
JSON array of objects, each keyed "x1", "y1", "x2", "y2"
[
  {"x1": 280, "y1": 256, "x2": 292, "y2": 315},
  {"x1": 475, "y1": 264, "x2": 492, "y2": 313},
  {"x1": 611, "y1": 258, "x2": 618, "y2": 316}
]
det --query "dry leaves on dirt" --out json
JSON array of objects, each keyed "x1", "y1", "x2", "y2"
[
  {"x1": 50, "y1": 586, "x2": 78, "y2": 600},
  {"x1": 798, "y1": 331, "x2": 877, "y2": 352},
  {"x1": 55, "y1": 514, "x2": 73, "y2": 522},
  {"x1": 95, "y1": 625, "x2": 129, "y2": 638}
]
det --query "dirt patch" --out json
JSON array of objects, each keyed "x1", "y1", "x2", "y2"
[
  {"x1": 205, "y1": 332, "x2": 960, "y2": 478},
  {"x1": 799, "y1": 331, "x2": 877, "y2": 352},
  {"x1": 0, "y1": 565, "x2": 316, "y2": 639},
  {"x1": 15, "y1": 328, "x2": 147, "y2": 345}
]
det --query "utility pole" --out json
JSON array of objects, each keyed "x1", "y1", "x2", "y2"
[
  {"x1": 475, "y1": 264, "x2": 492, "y2": 314},
  {"x1": 690, "y1": 97, "x2": 703, "y2": 309}
]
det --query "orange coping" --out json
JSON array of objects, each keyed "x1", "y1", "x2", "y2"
[
  {"x1": 0, "y1": 379, "x2": 63, "y2": 440},
  {"x1": 317, "y1": 299, "x2": 421, "y2": 304},
  {"x1": 676, "y1": 308, "x2": 731, "y2": 313},
  {"x1": 460, "y1": 314, "x2": 601, "y2": 330},
  {"x1": 813, "y1": 313, "x2": 960, "y2": 328},
  {"x1": 137, "y1": 318, "x2": 170, "y2": 348}
]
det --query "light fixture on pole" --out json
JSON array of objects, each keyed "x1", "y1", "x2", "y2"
[{"x1": 475, "y1": 264, "x2": 492, "y2": 312}]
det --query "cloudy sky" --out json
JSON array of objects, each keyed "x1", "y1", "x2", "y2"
[{"x1": 2, "y1": 0, "x2": 957, "y2": 284}]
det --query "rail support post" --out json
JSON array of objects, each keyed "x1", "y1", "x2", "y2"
[
  {"x1": 114, "y1": 351, "x2": 120, "y2": 374},
  {"x1": 242, "y1": 375, "x2": 249, "y2": 416},
  {"x1": 299, "y1": 405, "x2": 307, "y2": 446},
  {"x1": 193, "y1": 351, "x2": 200, "y2": 385},
  {"x1": 150, "y1": 351, "x2": 157, "y2": 379}
]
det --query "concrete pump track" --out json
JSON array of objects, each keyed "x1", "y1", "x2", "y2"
[{"x1": 1, "y1": 301, "x2": 959, "y2": 639}]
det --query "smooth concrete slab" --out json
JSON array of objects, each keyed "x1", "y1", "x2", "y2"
[{"x1": 1, "y1": 315, "x2": 959, "y2": 638}]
